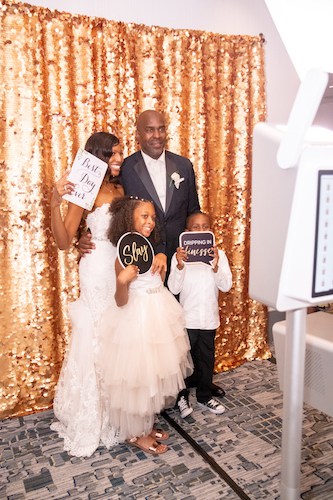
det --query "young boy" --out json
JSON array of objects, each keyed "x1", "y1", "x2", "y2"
[{"x1": 168, "y1": 212, "x2": 232, "y2": 417}]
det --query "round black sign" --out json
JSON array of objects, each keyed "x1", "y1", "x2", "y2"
[{"x1": 117, "y1": 232, "x2": 154, "y2": 274}]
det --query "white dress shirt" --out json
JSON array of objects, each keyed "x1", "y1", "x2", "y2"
[
  {"x1": 141, "y1": 150, "x2": 166, "y2": 211},
  {"x1": 167, "y1": 249, "x2": 232, "y2": 329}
]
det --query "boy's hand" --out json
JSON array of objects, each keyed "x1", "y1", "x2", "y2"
[
  {"x1": 211, "y1": 246, "x2": 219, "y2": 272},
  {"x1": 77, "y1": 231, "x2": 96, "y2": 257},
  {"x1": 176, "y1": 247, "x2": 187, "y2": 270}
]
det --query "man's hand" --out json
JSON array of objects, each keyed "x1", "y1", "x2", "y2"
[
  {"x1": 151, "y1": 253, "x2": 167, "y2": 277},
  {"x1": 77, "y1": 231, "x2": 96, "y2": 257}
]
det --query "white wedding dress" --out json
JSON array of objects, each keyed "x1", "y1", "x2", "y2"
[{"x1": 51, "y1": 203, "x2": 119, "y2": 457}]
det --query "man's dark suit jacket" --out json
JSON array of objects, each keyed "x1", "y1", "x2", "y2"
[{"x1": 121, "y1": 150, "x2": 200, "y2": 266}]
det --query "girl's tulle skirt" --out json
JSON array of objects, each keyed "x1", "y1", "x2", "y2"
[{"x1": 99, "y1": 284, "x2": 193, "y2": 441}]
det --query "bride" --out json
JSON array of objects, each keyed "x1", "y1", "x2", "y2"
[{"x1": 50, "y1": 132, "x2": 124, "y2": 457}]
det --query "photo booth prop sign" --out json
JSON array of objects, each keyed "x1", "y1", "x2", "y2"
[
  {"x1": 63, "y1": 148, "x2": 108, "y2": 211},
  {"x1": 179, "y1": 231, "x2": 215, "y2": 265},
  {"x1": 117, "y1": 232, "x2": 154, "y2": 274}
]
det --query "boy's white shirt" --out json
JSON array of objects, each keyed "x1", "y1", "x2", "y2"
[{"x1": 167, "y1": 249, "x2": 232, "y2": 329}]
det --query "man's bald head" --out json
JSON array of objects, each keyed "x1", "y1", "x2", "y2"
[
  {"x1": 136, "y1": 110, "x2": 164, "y2": 128},
  {"x1": 136, "y1": 110, "x2": 166, "y2": 159}
]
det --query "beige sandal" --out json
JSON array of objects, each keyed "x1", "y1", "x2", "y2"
[
  {"x1": 126, "y1": 436, "x2": 168, "y2": 455},
  {"x1": 150, "y1": 428, "x2": 169, "y2": 441}
]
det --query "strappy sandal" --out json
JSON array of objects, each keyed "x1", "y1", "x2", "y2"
[
  {"x1": 150, "y1": 428, "x2": 169, "y2": 441},
  {"x1": 126, "y1": 436, "x2": 168, "y2": 455}
]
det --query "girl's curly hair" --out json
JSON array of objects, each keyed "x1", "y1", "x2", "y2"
[{"x1": 108, "y1": 196, "x2": 160, "y2": 246}]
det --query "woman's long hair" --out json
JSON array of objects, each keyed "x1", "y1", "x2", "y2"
[{"x1": 84, "y1": 132, "x2": 121, "y2": 185}]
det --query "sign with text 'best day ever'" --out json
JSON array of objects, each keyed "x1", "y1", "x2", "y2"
[
  {"x1": 179, "y1": 231, "x2": 215, "y2": 265},
  {"x1": 62, "y1": 148, "x2": 108, "y2": 210}
]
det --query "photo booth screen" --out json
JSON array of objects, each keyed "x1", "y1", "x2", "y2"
[{"x1": 312, "y1": 170, "x2": 333, "y2": 297}]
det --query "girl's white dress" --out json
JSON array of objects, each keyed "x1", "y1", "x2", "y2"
[
  {"x1": 100, "y1": 270, "x2": 193, "y2": 441},
  {"x1": 51, "y1": 204, "x2": 119, "y2": 457}
]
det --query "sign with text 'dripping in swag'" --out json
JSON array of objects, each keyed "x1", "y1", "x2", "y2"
[
  {"x1": 117, "y1": 232, "x2": 154, "y2": 275},
  {"x1": 62, "y1": 148, "x2": 108, "y2": 211},
  {"x1": 179, "y1": 231, "x2": 215, "y2": 265}
]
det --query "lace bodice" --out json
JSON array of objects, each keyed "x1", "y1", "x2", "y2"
[
  {"x1": 79, "y1": 203, "x2": 116, "y2": 322},
  {"x1": 86, "y1": 204, "x2": 111, "y2": 241}
]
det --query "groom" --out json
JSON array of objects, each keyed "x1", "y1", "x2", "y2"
[{"x1": 121, "y1": 110, "x2": 200, "y2": 276}]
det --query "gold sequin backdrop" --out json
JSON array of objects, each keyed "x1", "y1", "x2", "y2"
[{"x1": 0, "y1": 0, "x2": 270, "y2": 419}]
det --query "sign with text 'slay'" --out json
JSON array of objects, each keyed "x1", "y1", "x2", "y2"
[
  {"x1": 179, "y1": 231, "x2": 215, "y2": 265},
  {"x1": 117, "y1": 232, "x2": 154, "y2": 274},
  {"x1": 62, "y1": 148, "x2": 108, "y2": 211}
]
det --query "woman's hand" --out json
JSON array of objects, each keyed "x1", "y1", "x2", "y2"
[
  {"x1": 50, "y1": 173, "x2": 83, "y2": 250},
  {"x1": 51, "y1": 172, "x2": 75, "y2": 208}
]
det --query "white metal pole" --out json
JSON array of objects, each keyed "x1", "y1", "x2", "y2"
[{"x1": 280, "y1": 308, "x2": 307, "y2": 499}]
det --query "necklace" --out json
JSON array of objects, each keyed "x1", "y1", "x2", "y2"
[
  {"x1": 103, "y1": 182, "x2": 116, "y2": 193},
  {"x1": 103, "y1": 182, "x2": 123, "y2": 197}
]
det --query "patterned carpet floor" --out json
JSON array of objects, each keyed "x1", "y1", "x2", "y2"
[{"x1": 1, "y1": 358, "x2": 333, "y2": 499}]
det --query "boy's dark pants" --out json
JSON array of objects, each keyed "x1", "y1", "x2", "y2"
[{"x1": 185, "y1": 328, "x2": 216, "y2": 404}]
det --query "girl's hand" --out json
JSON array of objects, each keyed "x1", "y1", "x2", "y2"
[
  {"x1": 51, "y1": 172, "x2": 75, "y2": 208},
  {"x1": 176, "y1": 247, "x2": 187, "y2": 270},
  {"x1": 118, "y1": 265, "x2": 139, "y2": 285}
]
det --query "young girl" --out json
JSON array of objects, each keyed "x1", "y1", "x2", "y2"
[{"x1": 100, "y1": 196, "x2": 193, "y2": 455}]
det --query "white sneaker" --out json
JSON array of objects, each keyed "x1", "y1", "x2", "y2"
[
  {"x1": 198, "y1": 398, "x2": 225, "y2": 414},
  {"x1": 176, "y1": 395, "x2": 193, "y2": 418}
]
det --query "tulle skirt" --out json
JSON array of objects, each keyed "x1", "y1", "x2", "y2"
[{"x1": 100, "y1": 284, "x2": 193, "y2": 441}]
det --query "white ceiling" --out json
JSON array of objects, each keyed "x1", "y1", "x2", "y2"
[{"x1": 265, "y1": 0, "x2": 333, "y2": 79}]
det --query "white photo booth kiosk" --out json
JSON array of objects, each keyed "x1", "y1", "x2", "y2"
[{"x1": 249, "y1": 68, "x2": 333, "y2": 500}]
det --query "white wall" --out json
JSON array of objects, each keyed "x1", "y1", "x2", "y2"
[
  {"x1": 266, "y1": 0, "x2": 333, "y2": 80},
  {"x1": 25, "y1": 0, "x2": 301, "y2": 124}
]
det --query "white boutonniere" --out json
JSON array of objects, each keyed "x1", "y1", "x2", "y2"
[{"x1": 170, "y1": 171, "x2": 185, "y2": 189}]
